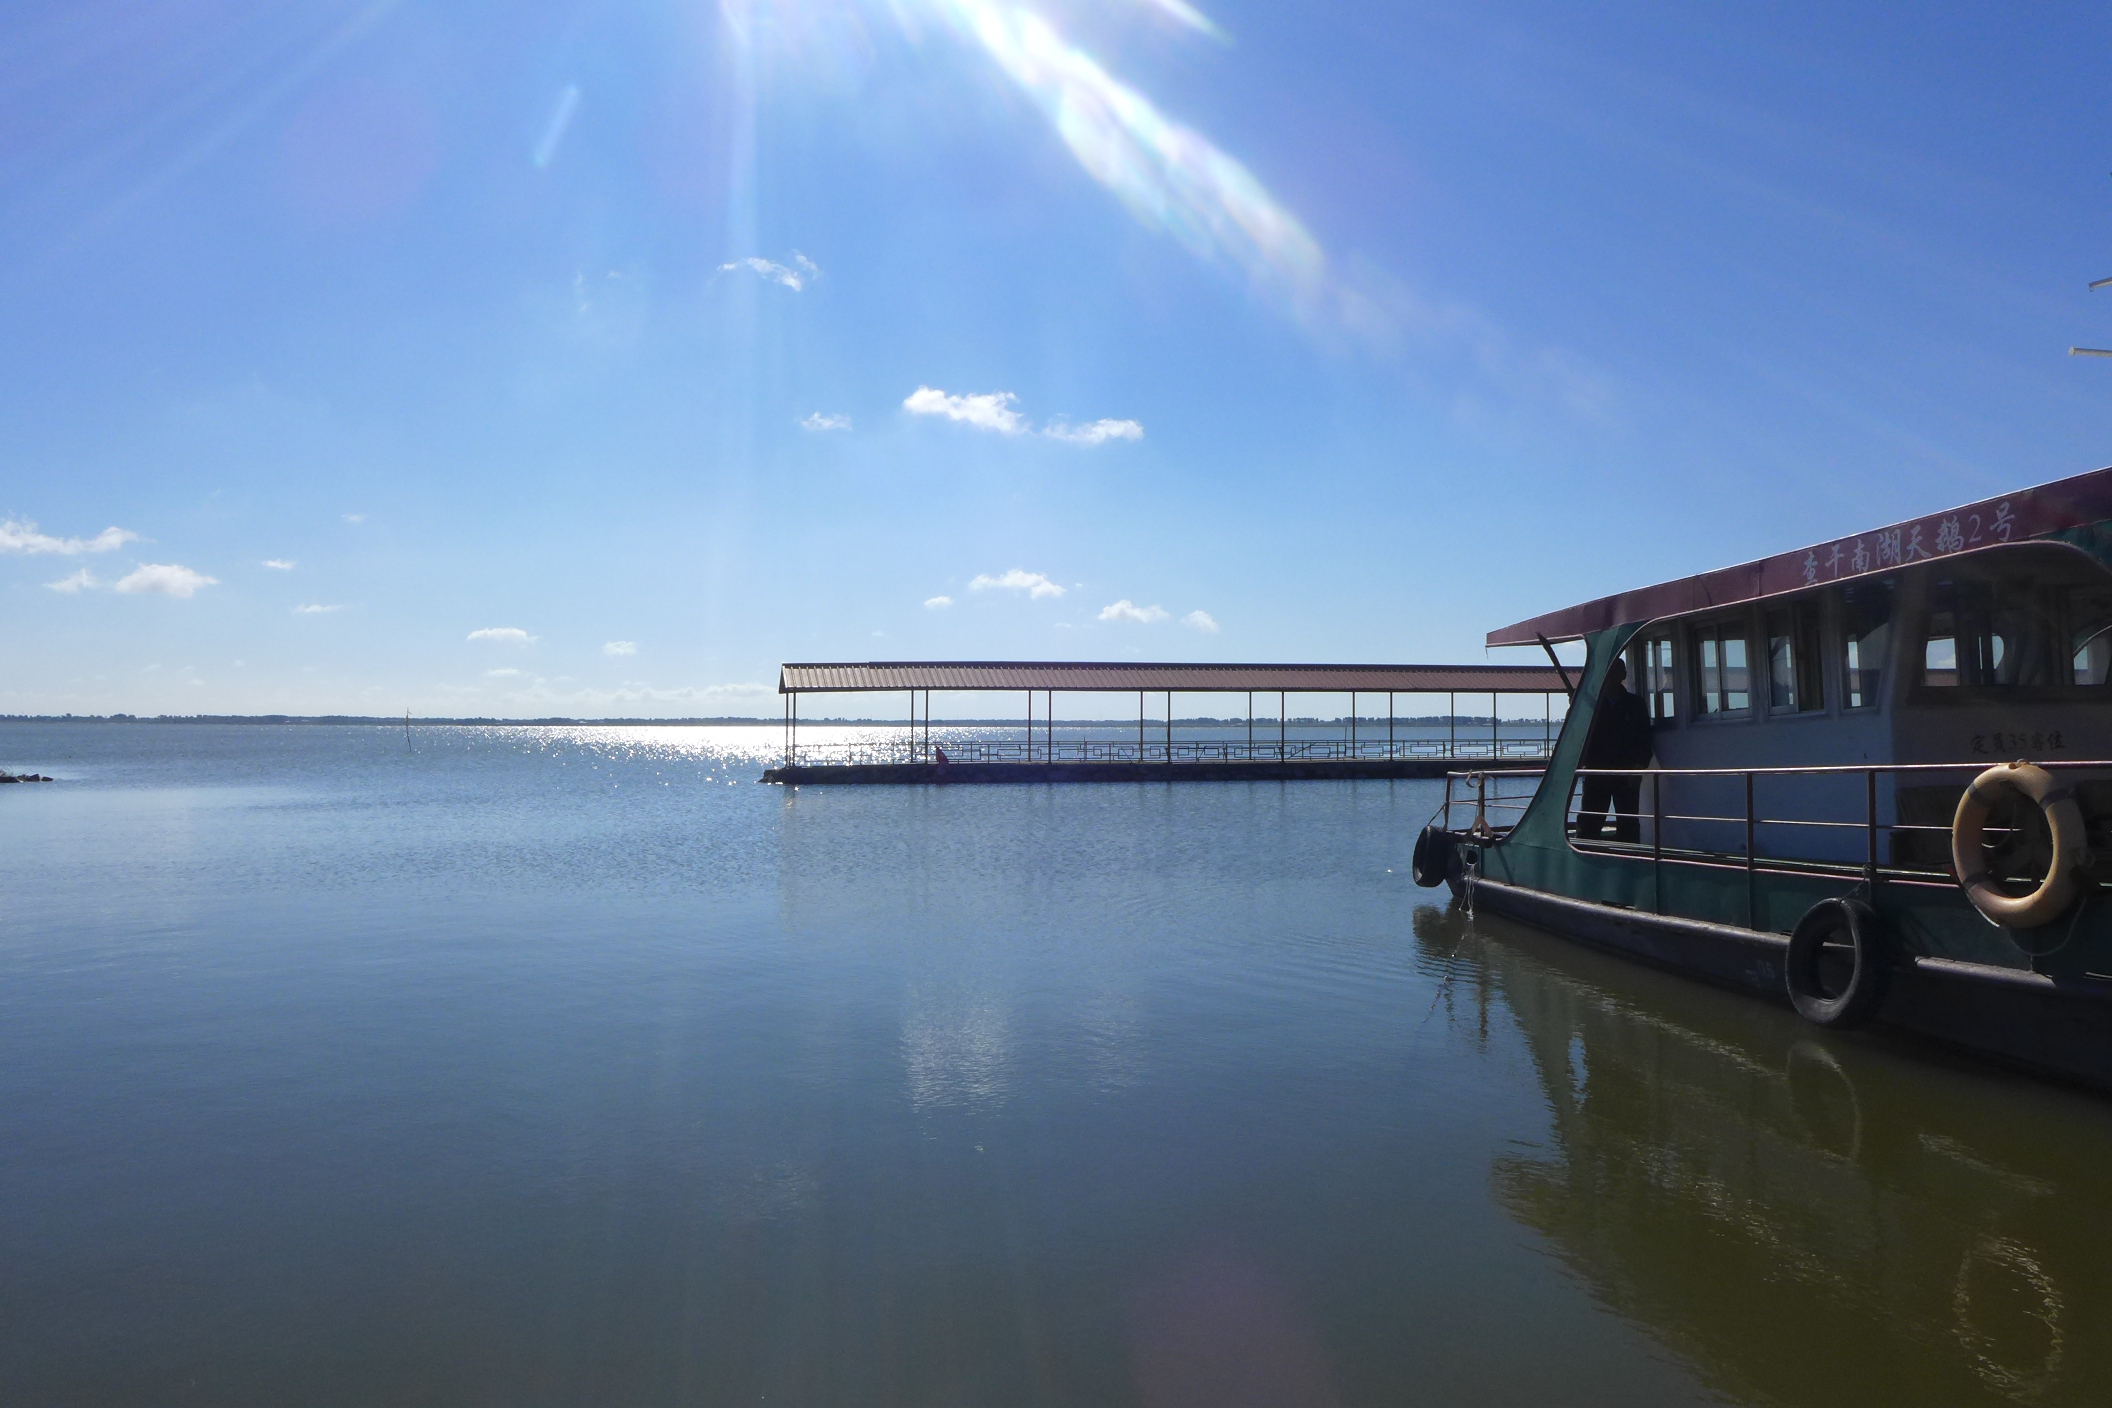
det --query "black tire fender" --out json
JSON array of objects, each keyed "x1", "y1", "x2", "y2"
[
  {"x1": 1411, "y1": 826, "x2": 1455, "y2": 889},
  {"x1": 1785, "y1": 897, "x2": 1892, "y2": 1030}
]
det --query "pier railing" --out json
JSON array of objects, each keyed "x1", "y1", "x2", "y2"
[{"x1": 785, "y1": 737, "x2": 1557, "y2": 767}]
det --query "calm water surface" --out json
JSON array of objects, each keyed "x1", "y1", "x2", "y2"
[{"x1": 3, "y1": 723, "x2": 2110, "y2": 1406}]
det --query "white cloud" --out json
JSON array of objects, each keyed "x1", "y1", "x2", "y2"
[
  {"x1": 113, "y1": 563, "x2": 217, "y2": 597},
  {"x1": 970, "y1": 569, "x2": 1065, "y2": 599},
  {"x1": 719, "y1": 255, "x2": 815, "y2": 291},
  {"x1": 293, "y1": 603, "x2": 343, "y2": 614},
  {"x1": 46, "y1": 568, "x2": 98, "y2": 593},
  {"x1": 468, "y1": 627, "x2": 535, "y2": 643},
  {"x1": 903, "y1": 386, "x2": 1026, "y2": 434},
  {"x1": 902, "y1": 388, "x2": 1137, "y2": 443},
  {"x1": 1181, "y1": 609, "x2": 1219, "y2": 632},
  {"x1": 343, "y1": 513, "x2": 365, "y2": 524},
  {"x1": 0, "y1": 519, "x2": 138, "y2": 555},
  {"x1": 1099, "y1": 599, "x2": 1169, "y2": 624},
  {"x1": 486, "y1": 668, "x2": 522, "y2": 678},
  {"x1": 800, "y1": 412, "x2": 851, "y2": 432},
  {"x1": 603, "y1": 640, "x2": 637, "y2": 656},
  {"x1": 1043, "y1": 418, "x2": 1144, "y2": 445},
  {"x1": 924, "y1": 595, "x2": 954, "y2": 609},
  {"x1": 263, "y1": 559, "x2": 295, "y2": 570}
]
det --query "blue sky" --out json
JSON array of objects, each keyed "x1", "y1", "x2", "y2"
[{"x1": 5, "y1": 0, "x2": 2111, "y2": 716}]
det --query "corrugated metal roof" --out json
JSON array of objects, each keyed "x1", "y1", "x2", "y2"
[
  {"x1": 1489, "y1": 465, "x2": 2112, "y2": 646},
  {"x1": 779, "y1": 661, "x2": 1571, "y2": 694}
]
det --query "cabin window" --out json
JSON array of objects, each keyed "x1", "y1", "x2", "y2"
[
  {"x1": 1691, "y1": 618, "x2": 1750, "y2": 715},
  {"x1": 1839, "y1": 580, "x2": 1891, "y2": 709},
  {"x1": 1921, "y1": 579, "x2": 2056, "y2": 688},
  {"x1": 2064, "y1": 585, "x2": 2112, "y2": 685},
  {"x1": 1766, "y1": 606, "x2": 1824, "y2": 713},
  {"x1": 1638, "y1": 636, "x2": 1675, "y2": 721}
]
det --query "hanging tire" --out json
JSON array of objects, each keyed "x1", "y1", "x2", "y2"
[
  {"x1": 1951, "y1": 762, "x2": 2088, "y2": 929},
  {"x1": 1785, "y1": 897, "x2": 1892, "y2": 1030},
  {"x1": 1411, "y1": 825, "x2": 1456, "y2": 888}
]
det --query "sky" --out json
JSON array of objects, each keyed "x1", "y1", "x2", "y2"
[{"x1": 5, "y1": 0, "x2": 2112, "y2": 717}]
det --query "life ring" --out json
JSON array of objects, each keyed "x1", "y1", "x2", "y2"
[
  {"x1": 1784, "y1": 897, "x2": 1891, "y2": 1029},
  {"x1": 1951, "y1": 763, "x2": 2088, "y2": 929},
  {"x1": 1411, "y1": 825, "x2": 1456, "y2": 888}
]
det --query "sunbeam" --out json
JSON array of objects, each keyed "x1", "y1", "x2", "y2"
[{"x1": 933, "y1": 0, "x2": 1322, "y2": 309}]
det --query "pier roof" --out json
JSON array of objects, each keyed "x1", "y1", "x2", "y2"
[
  {"x1": 1489, "y1": 465, "x2": 2112, "y2": 646},
  {"x1": 778, "y1": 661, "x2": 1570, "y2": 694}
]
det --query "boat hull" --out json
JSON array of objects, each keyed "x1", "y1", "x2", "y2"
[{"x1": 1464, "y1": 876, "x2": 2112, "y2": 1094}]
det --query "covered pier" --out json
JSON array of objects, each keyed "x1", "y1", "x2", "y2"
[{"x1": 765, "y1": 660, "x2": 1573, "y2": 784}]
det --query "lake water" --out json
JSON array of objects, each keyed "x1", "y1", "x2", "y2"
[{"x1": 4, "y1": 723, "x2": 2111, "y2": 1406}]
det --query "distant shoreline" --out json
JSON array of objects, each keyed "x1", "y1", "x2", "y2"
[{"x1": 1, "y1": 713, "x2": 1562, "y2": 727}]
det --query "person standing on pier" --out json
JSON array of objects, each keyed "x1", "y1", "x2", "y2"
[{"x1": 1577, "y1": 659, "x2": 1654, "y2": 843}]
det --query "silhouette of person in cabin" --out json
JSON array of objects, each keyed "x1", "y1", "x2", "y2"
[{"x1": 1577, "y1": 658, "x2": 1655, "y2": 843}]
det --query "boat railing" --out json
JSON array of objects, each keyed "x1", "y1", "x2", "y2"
[{"x1": 1440, "y1": 759, "x2": 2112, "y2": 923}]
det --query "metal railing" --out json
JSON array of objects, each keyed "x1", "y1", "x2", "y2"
[
  {"x1": 781, "y1": 736, "x2": 1559, "y2": 767},
  {"x1": 1440, "y1": 759, "x2": 2112, "y2": 926}
]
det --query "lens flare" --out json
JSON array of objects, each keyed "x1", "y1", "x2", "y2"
[{"x1": 935, "y1": 0, "x2": 1324, "y2": 309}]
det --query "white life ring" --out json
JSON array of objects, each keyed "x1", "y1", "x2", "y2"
[{"x1": 1951, "y1": 763, "x2": 2089, "y2": 929}]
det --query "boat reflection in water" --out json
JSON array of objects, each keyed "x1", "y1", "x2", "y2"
[{"x1": 1412, "y1": 903, "x2": 2112, "y2": 1406}]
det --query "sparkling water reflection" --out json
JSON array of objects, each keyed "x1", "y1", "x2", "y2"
[{"x1": 2, "y1": 723, "x2": 2109, "y2": 1405}]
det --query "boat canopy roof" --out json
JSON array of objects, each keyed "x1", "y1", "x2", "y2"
[{"x1": 1488, "y1": 465, "x2": 2112, "y2": 647}]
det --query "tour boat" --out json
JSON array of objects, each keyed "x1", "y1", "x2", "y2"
[{"x1": 1415, "y1": 466, "x2": 2112, "y2": 1091}]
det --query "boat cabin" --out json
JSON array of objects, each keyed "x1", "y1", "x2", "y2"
[
  {"x1": 1429, "y1": 468, "x2": 2112, "y2": 1089},
  {"x1": 1490, "y1": 469, "x2": 2112, "y2": 878}
]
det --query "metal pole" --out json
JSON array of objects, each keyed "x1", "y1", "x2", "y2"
[
  {"x1": 1247, "y1": 691, "x2": 1253, "y2": 757},
  {"x1": 1047, "y1": 689, "x2": 1053, "y2": 759},
  {"x1": 791, "y1": 693, "x2": 798, "y2": 765},
  {"x1": 783, "y1": 692, "x2": 789, "y2": 767},
  {"x1": 1165, "y1": 690, "x2": 1173, "y2": 765},
  {"x1": 1652, "y1": 771, "x2": 1663, "y2": 915},
  {"x1": 1280, "y1": 692, "x2": 1286, "y2": 758},
  {"x1": 1545, "y1": 692, "x2": 1551, "y2": 753},
  {"x1": 1026, "y1": 690, "x2": 1033, "y2": 762},
  {"x1": 1388, "y1": 692, "x2": 1394, "y2": 756},
  {"x1": 1138, "y1": 691, "x2": 1145, "y2": 761},
  {"x1": 1866, "y1": 768, "x2": 1879, "y2": 891},
  {"x1": 1350, "y1": 691, "x2": 1357, "y2": 756},
  {"x1": 1449, "y1": 693, "x2": 1456, "y2": 759},
  {"x1": 1745, "y1": 771, "x2": 1757, "y2": 929}
]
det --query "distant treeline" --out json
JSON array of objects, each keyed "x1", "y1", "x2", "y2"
[{"x1": 3, "y1": 713, "x2": 1561, "y2": 727}]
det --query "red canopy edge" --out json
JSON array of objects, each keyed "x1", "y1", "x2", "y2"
[{"x1": 1487, "y1": 465, "x2": 2112, "y2": 647}]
